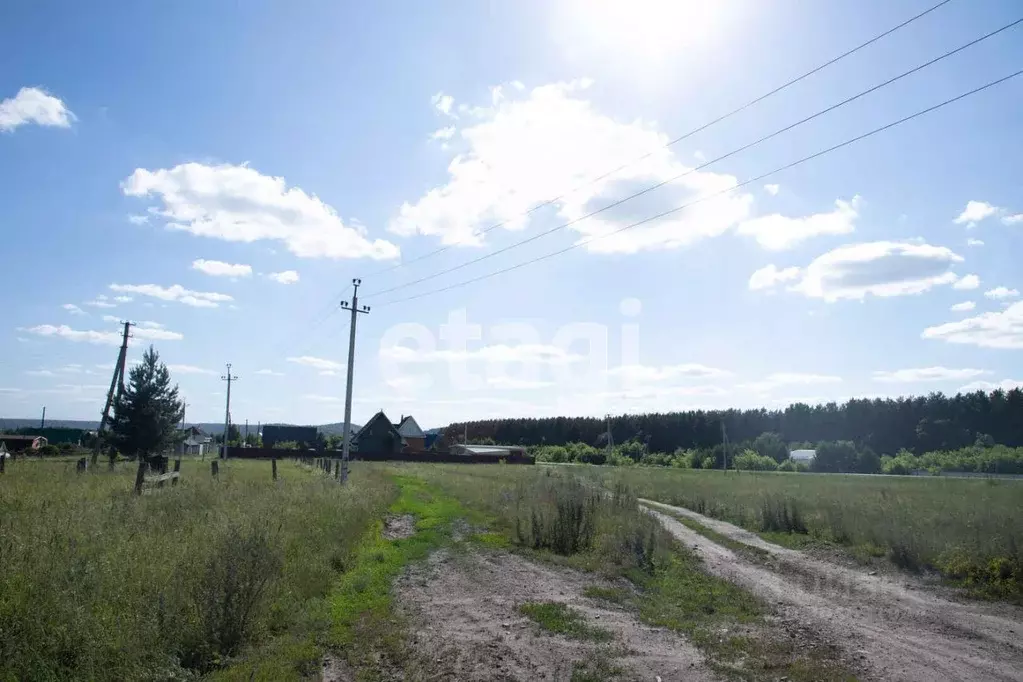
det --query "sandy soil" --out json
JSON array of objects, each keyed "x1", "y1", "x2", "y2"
[
  {"x1": 642, "y1": 499, "x2": 1023, "y2": 682},
  {"x1": 395, "y1": 547, "x2": 718, "y2": 681}
]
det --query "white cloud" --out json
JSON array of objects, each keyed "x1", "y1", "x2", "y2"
[
  {"x1": 431, "y1": 126, "x2": 456, "y2": 141},
  {"x1": 872, "y1": 367, "x2": 989, "y2": 383},
  {"x1": 764, "y1": 184, "x2": 780, "y2": 196},
  {"x1": 392, "y1": 80, "x2": 753, "y2": 253},
  {"x1": 605, "y1": 363, "x2": 731, "y2": 382},
  {"x1": 953, "y1": 274, "x2": 980, "y2": 290},
  {"x1": 167, "y1": 364, "x2": 217, "y2": 375},
  {"x1": 431, "y1": 92, "x2": 455, "y2": 116},
  {"x1": 486, "y1": 376, "x2": 554, "y2": 390},
  {"x1": 790, "y1": 241, "x2": 963, "y2": 302},
  {"x1": 748, "y1": 264, "x2": 801, "y2": 291},
  {"x1": 84, "y1": 294, "x2": 117, "y2": 309},
  {"x1": 966, "y1": 238, "x2": 984, "y2": 247},
  {"x1": 254, "y1": 369, "x2": 284, "y2": 376},
  {"x1": 287, "y1": 355, "x2": 345, "y2": 372},
  {"x1": 25, "y1": 369, "x2": 55, "y2": 377},
  {"x1": 954, "y1": 200, "x2": 999, "y2": 228},
  {"x1": 742, "y1": 372, "x2": 842, "y2": 392},
  {"x1": 1003, "y1": 214, "x2": 1023, "y2": 225},
  {"x1": 738, "y1": 196, "x2": 859, "y2": 251},
  {"x1": 268, "y1": 270, "x2": 299, "y2": 284},
  {"x1": 62, "y1": 303, "x2": 85, "y2": 315},
  {"x1": 951, "y1": 301, "x2": 976, "y2": 312},
  {"x1": 0, "y1": 87, "x2": 74, "y2": 131},
  {"x1": 958, "y1": 379, "x2": 1023, "y2": 393},
  {"x1": 109, "y1": 283, "x2": 232, "y2": 308},
  {"x1": 922, "y1": 301, "x2": 1023, "y2": 349},
  {"x1": 984, "y1": 286, "x2": 1019, "y2": 301},
  {"x1": 192, "y1": 259, "x2": 252, "y2": 277},
  {"x1": 594, "y1": 384, "x2": 728, "y2": 401},
  {"x1": 379, "y1": 343, "x2": 584, "y2": 365},
  {"x1": 18, "y1": 323, "x2": 183, "y2": 345},
  {"x1": 122, "y1": 162, "x2": 399, "y2": 260},
  {"x1": 303, "y1": 394, "x2": 343, "y2": 403},
  {"x1": 113, "y1": 295, "x2": 133, "y2": 303},
  {"x1": 127, "y1": 214, "x2": 149, "y2": 226}
]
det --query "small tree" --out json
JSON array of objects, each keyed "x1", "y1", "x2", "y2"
[
  {"x1": 752, "y1": 432, "x2": 789, "y2": 463},
  {"x1": 110, "y1": 345, "x2": 184, "y2": 462}
]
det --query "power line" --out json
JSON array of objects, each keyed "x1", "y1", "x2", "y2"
[
  {"x1": 356, "y1": 0, "x2": 955, "y2": 282},
  {"x1": 369, "y1": 69, "x2": 1022, "y2": 309},
  {"x1": 363, "y1": 16, "x2": 1021, "y2": 301}
]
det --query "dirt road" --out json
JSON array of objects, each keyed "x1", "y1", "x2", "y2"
[
  {"x1": 396, "y1": 547, "x2": 717, "y2": 681},
  {"x1": 642, "y1": 499, "x2": 1023, "y2": 682}
]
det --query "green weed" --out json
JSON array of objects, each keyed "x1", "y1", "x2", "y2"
[{"x1": 518, "y1": 601, "x2": 613, "y2": 642}]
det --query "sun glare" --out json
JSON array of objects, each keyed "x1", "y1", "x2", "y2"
[{"x1": 570, "y1": 0, "x2": 726, "y2": 61}]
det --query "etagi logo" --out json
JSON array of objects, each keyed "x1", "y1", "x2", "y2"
[{"x1": 378, "y1": 299, "x2": 644, "y2": 393}]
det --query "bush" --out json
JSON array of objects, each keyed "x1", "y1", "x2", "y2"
[
  {"x1": 179, "y1": 525, "x2": 283, "y2": 670},
  {"x1": 777, "y1": 459, "x2": 808, "y2": 472},
  {"x1": 733, "y1": 449, "x2": 778, "y2": 471},
  {"x1": 36, "y1": 444, "x2": 61, "y2": 457}
]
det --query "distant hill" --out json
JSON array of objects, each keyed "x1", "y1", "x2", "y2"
[{"x1": 0, "y1": 418, "x2": 362, "y2": 436}]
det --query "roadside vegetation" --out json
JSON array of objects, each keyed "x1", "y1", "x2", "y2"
[
  {"x1": 0, "y1": 458, "x2": 392, "y2": 681},
  {"x1": 581, "y1": 466, "x2": 1023, "y2": 601},
  {"x1": 399, "y1": 463, "x2": 855, "y2": 680}
]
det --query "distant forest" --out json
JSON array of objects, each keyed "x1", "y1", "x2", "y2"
[{"x1": 445, "y1": 389, "x2": 1023, "y2": 455}]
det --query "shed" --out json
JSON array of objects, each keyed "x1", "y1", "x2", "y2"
[
  {"x1": 789, "y1": 449, "x2": 816, "y2": 463},
  {"x1": 450, "y1": 444, "x2": 527, "y2": 458}
]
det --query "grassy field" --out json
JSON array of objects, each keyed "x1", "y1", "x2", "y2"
[
  {"x1": 0, "y1": 457, "x2": 393, "y2": 681},
  {"x1": 576, "y1": 467, "x2": 1023, "y2": 599}
]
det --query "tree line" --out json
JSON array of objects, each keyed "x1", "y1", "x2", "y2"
[{"x1": 444, "y1": 389, "x2": 1023, "y2": 455}]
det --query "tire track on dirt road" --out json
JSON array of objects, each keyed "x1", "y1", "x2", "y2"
[{"x1": 642, "y1": 499, "x2": 1023, "y2": 682}]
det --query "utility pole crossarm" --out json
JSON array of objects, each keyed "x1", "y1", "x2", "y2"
[{"x1": 339, "y1": 278, "x2": 370, "y2": 484}]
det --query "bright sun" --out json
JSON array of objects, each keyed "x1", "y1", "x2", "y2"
[{"x1": 564, "y1": 0, "x2": 727, "y2": 61}]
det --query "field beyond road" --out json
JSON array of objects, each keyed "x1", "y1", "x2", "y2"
[{"x1": 2, "y1": 458, "x2": 1022, "y2": 681}]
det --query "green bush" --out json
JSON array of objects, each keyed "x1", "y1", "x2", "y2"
[
  {"x1": 733, "y1": 449, "x2": 778, "y2": 471},
  {"x1": 777, "y1": 459, "x2": 808, "y2": 472}
]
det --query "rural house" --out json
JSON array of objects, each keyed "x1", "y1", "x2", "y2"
[
  {"x1": 0, "y1": 434, "x2": 48, "y2": 453},
  {"x1": 397, "y1": 415, "x2": 427, "y2": 452},
  {"x1": 351, "y1": 411, "x2": 405, "y2": 453}
]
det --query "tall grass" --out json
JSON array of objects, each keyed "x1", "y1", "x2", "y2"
[
  {"x1": 580, "y1": 467, "x2": 1023, "y2": 598},
  {"x1": 0, "y1": 458, "x2": 392, "y2": 680},
  {"x1": 394, "y1": 464, "x2": 669, "y2": 577}
]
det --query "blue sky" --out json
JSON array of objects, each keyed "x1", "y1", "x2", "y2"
[{"x1": 2, "y1": 0, "x2": 1022, "y2": 428}]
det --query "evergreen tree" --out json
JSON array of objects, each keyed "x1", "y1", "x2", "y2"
[{"x1": 110, "y1": 346, "x2": 184, "y2": 461}]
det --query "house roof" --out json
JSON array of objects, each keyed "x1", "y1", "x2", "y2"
[
  {"x1": 352, "y1": 410, "x2": 403, "y2": 443},
  {"x1": 397, "y1": 415, "x2": 425, "y2": 438},
  {"x1": 789, "y1": 449, "x2": 816, "y2": 461},
  {"x1": 0, "y1": 435, "x2": 43, "y2": 441}
]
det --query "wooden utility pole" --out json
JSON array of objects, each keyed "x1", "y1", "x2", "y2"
[
  {"x1": 93, "y1": 321, "x2": 134, "y2": 465},
  {"x1": 40, "y1": 406, "x2": 46, "y2": 429},
  {"x1": 605, "y1": 414, "x2": 614, "y2": 459},
  {"x1": 221, "y1": 364, "x2": 238, "y2": 459},
  {"x1": 721, "y1": 420, "x2": 730, "y2": 472},
  {"x1": 339, "y1": 279, "x2": 370, "y2": 484}
]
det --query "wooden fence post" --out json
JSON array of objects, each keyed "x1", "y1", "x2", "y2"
[
  {"x1": 211, "y1": 461, "x2": 219, "y2": 478},
  {"x1": 172, "y1": 458, "x2": 181, "y2": 486},
  {"x1": 334, "y1": 460, "x2": 340, "y2": 479},
  {"x1": 76, "y1": 457, "x2": 87, "y2": 474},
  {"x1": 133, "y1": 459, "x2": 146, "y2": 495},
  {"x1": 272, "y1": 458, "x2": 278, "y2": 481},
  {"x1": 1, "y1": 455, "x2": 6, "y2": 474},
  {"x1": 157, "y1": 459, "x2": 168, "y2": 488}
]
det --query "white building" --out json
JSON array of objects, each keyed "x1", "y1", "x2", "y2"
[{"x1": 789, "y1": 449, "x2": 816, "y2": 463}]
